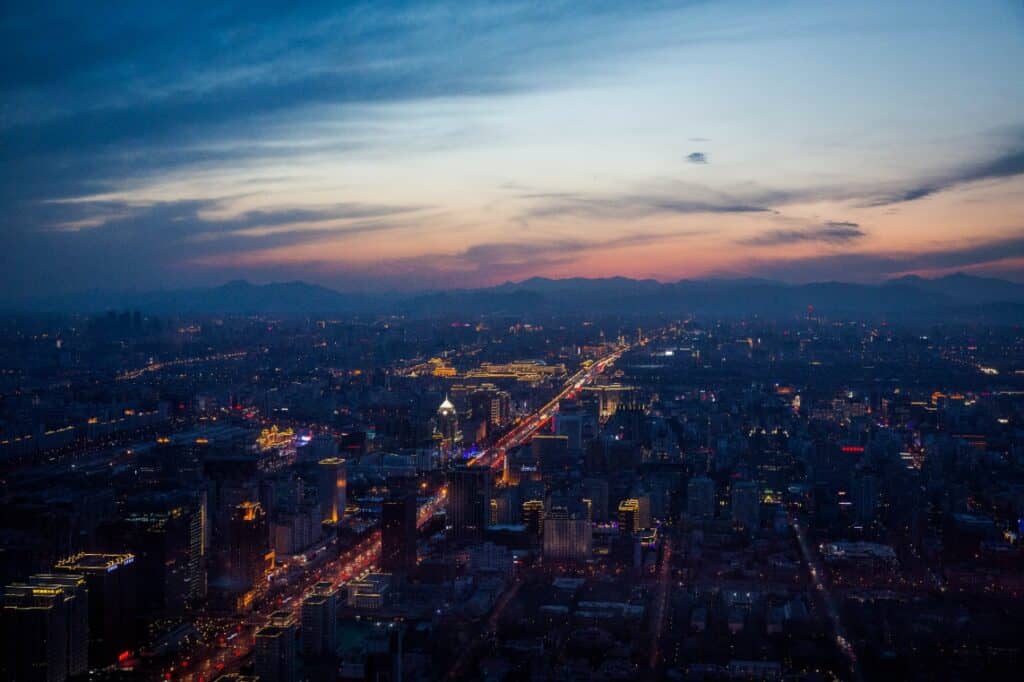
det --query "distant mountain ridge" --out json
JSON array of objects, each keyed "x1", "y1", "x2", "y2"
[{"x1": 6, "y1": 273, "x2": 1024, "y2": 320}]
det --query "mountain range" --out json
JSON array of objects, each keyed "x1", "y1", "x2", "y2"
[{"x1": 7, "y1": 274, "x2": 1024, "y2": 321}]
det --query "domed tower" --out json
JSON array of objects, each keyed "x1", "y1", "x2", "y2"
[{"x1": 436, "y1": 395, "x2": 462, "y2": 462}]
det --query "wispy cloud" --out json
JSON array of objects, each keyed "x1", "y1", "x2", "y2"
[
  {"x1": 867, "y1": 144, "x2": 1024, "y2": 206},
  {"x1": 519, "y1": 190, "x2": 770, "y2": 221},
  {"x1": 687, "y1": 152, "x2": 709, "y2": 164},
  {"x1": 739, "y1": 233, "x2": 1024, "y2": 281},
  {"x1": 741, "y1": 221, "x2": 865, "y2": 246}
]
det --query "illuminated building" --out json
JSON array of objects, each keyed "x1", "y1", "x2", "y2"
[
  {"x1": 687, "y1": 476, "x2": 715, "y2": 520},
  {"x1": 228, "y1": 502, "x2": 272, "y2": 591},
  {"x1": 522, "y1": 499, "x2": 545, "y2": 539},
  {"x1": 463, "y1": 361, "x2": 566, "y2": 383},
  {"x1": 543, "y1": 503, "x2": 592, "y2": 562},
  {"x1": 436, "y1": 396, "x2": 461, "y2": 459},
  {"x1": 257, "y1": 425, "x2": 295, "y2": 451},
  {"x1": 346, "y1": 573, "x2": 391, "y2": 609},
  {"x1": 447, "y1": 465, "x2": 491, "y2": 545},
  {"x1": 317, "y1": 457, "x2": 347, "y2": 524},
  {"x1": 54, "y1": 553, "x2": 137, "y2": 667},
  {"x1": 381, "y1": 491, "x2": 417, "y2": 574},
  {"x1": 851, "y1": 468, "x2": 879, "y2": 524},
  {"x1": 106, "y1": 494, "x2": 207, "y2": 617},
  {"x1": 618, "y1": 499, "x2": 641, "y2": 535},
  {"x1": 301, "y1": 582, "x2": 337, "y2": 657},
  {"x1": 731, "y1": 481, "x2": 761, "y2": 533},
  {"x1": 582, "y1": 477, "x2": 609, "y2": 521},
  {"x1": 2, "y1": 574, "x2": 88, "y2": 681},
  {"x1": 469, "y1": 386, "x2": 512, "y2": 427},
  {"x1": 254, "y1": 610, "x2": 298, "y2": 682}
]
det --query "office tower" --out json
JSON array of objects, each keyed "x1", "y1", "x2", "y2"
[
  {"x1": 317, "y1": 457, "x2": 347, "y2": 524},
  {"x1": 255, "y1": 611, "x2": 298, "y2": 682},
  {"x1": 542, "y1": 503, "x2": 592, "y2": 562},
  {"x1": 301, "y1": 582, "x2": 338, "y2": 657},
  {"x1": 582, "y1": 477, "x2": 609, "y2": 521},
  {"x1": 618, "y1": 499, "x2": 641, "y2": 535},
  {"x1": 2, "y1": 574, "x2": 88, "y2": 681},
  {"x1": 301, "y1": 433, "x2": 339, "y2": 463},
  {"x1": 106, "y1": 493, "x2": 207, "y2": 619},
  {"x1": 228, "y1": 502, "x2": 271, "y2": 591},
  {"x1": 27, "y1": 574, "x2": 89, "y2": 677},
  {"x1": 490, "y1": 486, "x2": 520, "y2": 525},
  {"x1": 470, "y1": 386, "x2": 512, "y2": 427},
  {"x1": 851, "y1": 468, "x2": 879, "y2": 524},
  {"x1": 54, "y1": 553, "x2": 136, "y2": 668},
  {"x1": 532, "y1": 434, "x2": 570, "y2": 473},
  {"x1": 555, "y1": 405, "x2": 584, "y2": 451},
  {"x1": 436, "y1": 396, "x2": 461, "y2": 458},
  {"x1": 522, "y1": 499, "x2": 545, "y2": 539},
  {"x1": 381, "y1": 491, "x2": 417, "y2": 573},
  {"x1": 687, "y1": 476, "x2": 716, "y2": 520},
  {"x1": 447, "y1": 465, "x2": 491, "y2": 545},
  {"x1": 731, "y1": 481, "x2": 761, "y2": 533},
  {"x1": 504, "y1": 447, "x2": 540, "y2": 485}
]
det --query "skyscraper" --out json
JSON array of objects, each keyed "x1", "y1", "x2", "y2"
[
  {"x1": 255, "y1": 610, "x2": 298, "y2": 682},
  {"x1": 522, "y1": 498, "x2": 545, "y2": 540},
  {"x1": 731, "y1": 481, "x2": 761, "y2": 533},
  {"x1": 437, "y1": 396, "x2": 461, "y2": 460},
  {"x1": 317, "y1": 457, "x2": 347, "y2": 524},
  {"x1": 447, "y1": 465, "x2": 491, "y2": 545},
  {"x1": 851, "y1": 468, "x2": 879, "y2": 524},
  {"x1": 542, "y1": 502, "x2": 592, "y2": 562},
  {"x1": 582, "y1": 477, "x2": 610, "y2": 521},
  {"x1": 2, "y1": 574, "x2": 88, "y2": 682},
  {"x1": 687, "y1": 476, "x2": 716, "y2": 520},
  {"x1": 300, "y1": 582, "x2": 338, "y2": 658},
  {"x1": 54, "y1": 553, "x2": 137, "y2": 668},
  {"x1": 618, "y1": 498, "x2": 641, "y2": 535},
  {"x1": 228, "y1": 501, "x2": 272, "y2": 591},
  {"x1": 381, "y1": 491, "x2": 417, "y2": 573}
]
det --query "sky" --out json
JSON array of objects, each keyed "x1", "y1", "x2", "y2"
[{"x1": 2, "y1": 0, "x2": 1024, "y2": 296}]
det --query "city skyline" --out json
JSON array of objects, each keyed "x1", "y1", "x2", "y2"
[{"x1": 3, "y1": 0, "x2": 1024, "y2": 296}]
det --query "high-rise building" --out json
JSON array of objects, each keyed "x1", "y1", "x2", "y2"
[
  {"x1": 522, "y1": 499, "x2": 545, "y2": 540},
  {"x1": 105, "y1": 493, "x2": 207, "y2": 619},
  {"x1": 2, "y1": 574, "x2": 89, "y2": 682},
  {"x1": 618, "y1": 499, "x2": 641, "y2": 535},
  {"x1": 582, "y1": 477, "x2": 609, "y2": 521},
  {"x1": 532, "y1": 434, "x2": 570, "y2": 473},
  {"x1": 317, "y1": 457, "x2": 347, "y2": 524},
  {"x1": 228, "y1": 502, "x2": 272, "y2": 591},
  {"x1": 27, "y1": 574, "x2": 89, "y2": 677},
  {"x1": 851, "y1": 468, "x2": 879, "y2": 524},
  {"x1": 54, "y1": 553, "x2": 137, "y2": 668},
  {"x1": 469, "y1": 386, "x2": 512, "y2": 428},
  {"x1": 543, "y1": 502, "x2": 592, "y2": 562},
  {"x1": 555, "y1": 405, "x2": 584, "y2": 451},
  {"x1": 436, "y1": 396, "x2": 461, "y2": 459},
  {"x1": 254, "y1": 611, "x2": 298, "y2": 682},
  {"x1": 381, "y1": 492, "x2": 417, "y2": 574},
  {"x1": 300, "y1": 582, "x2": 337, "y2": 658},
  {"x1": 447, "y1": 465, "x2": 491, "y2": 545},
  {"x1": 687, "y1": 476, "x2": 716, "y2": 520},
  {"x1": 731, "y1": 481, "x2": 761, "y2": 533}
]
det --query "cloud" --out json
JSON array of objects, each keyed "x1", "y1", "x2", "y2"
[
  {"x1": 687, "y1": 152, "x2": 709, "y2": 164},
  {"x1": 0, "y1": 197, "x2": 427, "y2": 294},
  {"x1": 868, "y1": 145, "x2": 1024, "y2": 206},
  {"x1": 739, "y1": 233, "x2": 1024, "y2": 282},
  {"x1": 741, "y1": 221, "x2": 866, "y2": 246},
  {"x1": 519, "y1": 190, "x2": 770, "y2": 221}
]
